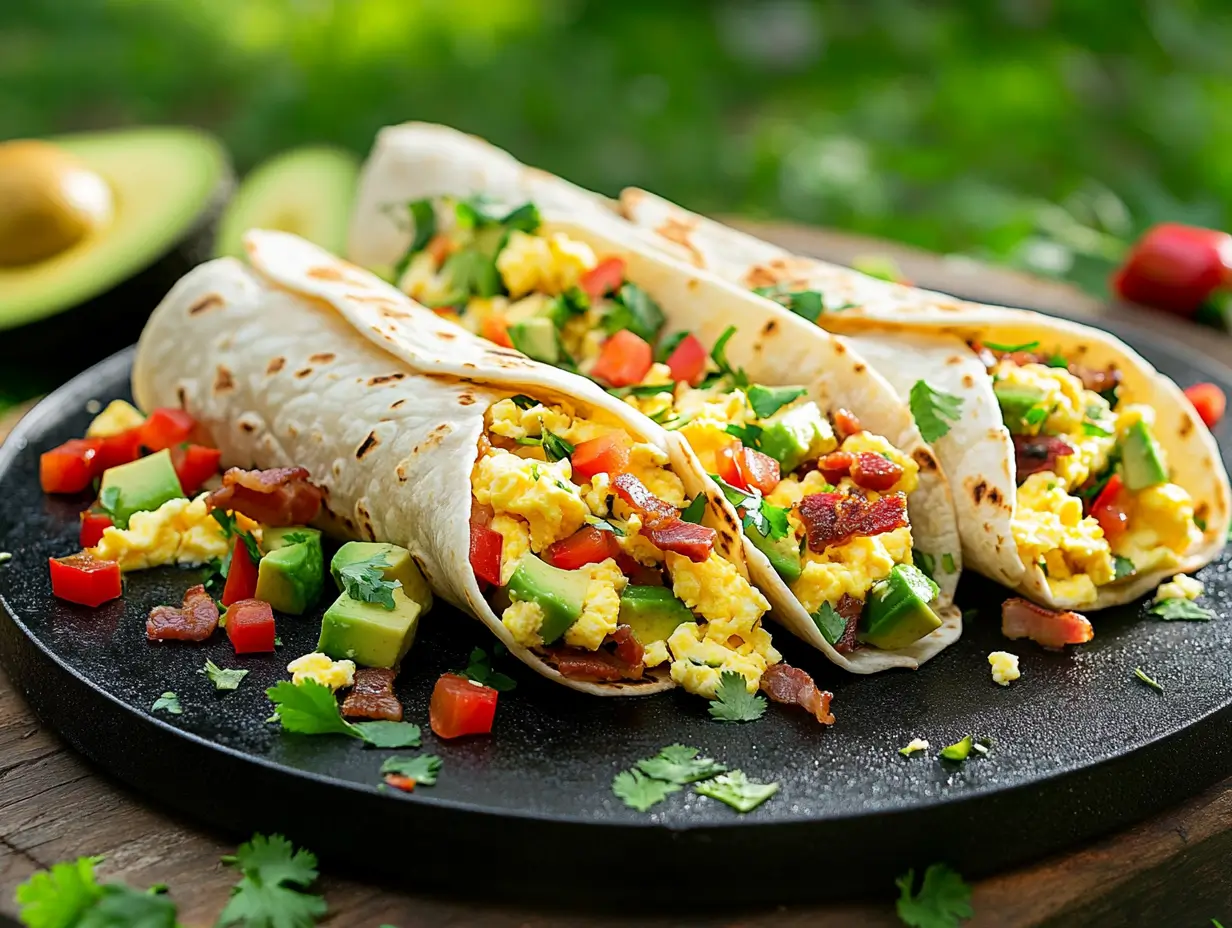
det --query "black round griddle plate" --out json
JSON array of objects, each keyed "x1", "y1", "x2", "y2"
[{"x1": 2, "y1": 335, "x2": 1231, "y2": 906}]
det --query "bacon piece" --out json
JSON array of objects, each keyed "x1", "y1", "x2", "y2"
[
  {"x1": 796, "y1": 491, "x2": 909, "y2": 552},
  {"x1": 643, "y1": 519, "x2": 715, "y2": 563},
  {"x1": 547, "y1": 626, "x2": 647, "y2": 682},
  {"x1": 1001, "y1": 597, "x2": 1093, "y2": 649},
  {"x1": 341, "y1": 668, "x2": 403, "y2": 721},
  {"x1": 1013, "y1": 434, "x2": 1075, "y2": 482},
  {"x1": 760, "y1": 663, "x2": 835, "y2": 725},
  {"x1": 206, "y1": 466, "x2": 323, "y2": 527},
  {"x1": 608, "y1": 625, "x2": 645, "y2": 669},
  {"x1": 611, "y1": 472, "x2": 678, "y2": 527},
  {"x1": 1069, "y1": 363, "x2": 1121, "y2": 395},
  {"x1": 850, "y1": 452, "x2": 903, "y2": 492},
  {"x1": 819, "y1": 451, "x2": 854, "y2": 484},
  {"x1": 833, "y1": 408, "x2": 863, "y2": 442},
  {"x1": 834, "y1": 593, "x2": 863, "y2": 654},
  {"x1": 146, "y1": 584, "x2": 219, "y2": 642}
]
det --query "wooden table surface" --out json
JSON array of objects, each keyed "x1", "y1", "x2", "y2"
[{"x1": 2, "y1": 225, "x2": 1231, "y2": 927}]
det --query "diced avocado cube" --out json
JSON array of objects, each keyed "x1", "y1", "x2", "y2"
[
  {"x1": 98, "y1": 448, "x2": 184, "y2": 526},
  {"x1": 618, "y1": 585, "x2": 694, "y2": 644},
  {"x1": 994, "y1": 383, "x2": 1047, "y2": 434},
  {"x1": 317, "y1": 587, "x2": 422, "y2": 669},
  {"x1": 330, "y1": 541, "x2": 433, "y2": 613},
  {"x1": 85, "y1": 399, "x2": 145, "y2": 438},
  {"x1": 506, "y1": 553, "x2": 588, "y2": 645},
  {"x1": 745, "y1": 521, "x2": 802, "y2": 583},
  {"x1": 860, "y1": 563, "x2": 942, "y2": 650},
  {"x1": 508, "y1": 316, "x2": 561, "y2": 365},
  {"x1": 1120, "y1": 419, "x2": 1168, "y2": 491},
  {"x1": 758, "y1": 401, "x2": 834, "y2": 472},
  {"x1": 255, "y1": 530, "x2": 324, "y2": 616}
]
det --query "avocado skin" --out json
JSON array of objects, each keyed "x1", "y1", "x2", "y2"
[{"x1": 0, "y1": 166, "x2": 232, "y2": 391}]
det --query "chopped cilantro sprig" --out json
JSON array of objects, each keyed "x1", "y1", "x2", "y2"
[
  {"x1": 895, "y1": 863, "x2": 973, "y2": 928},
  {"x1": 708, "y1": 671, "x2": 767, "y2": 723},
  {"x1": 910, "y1": 380, "x2": 964, "y2": 443},
  {"x1": 337, "y1": 553, "x2": 401, "y2": 609}
]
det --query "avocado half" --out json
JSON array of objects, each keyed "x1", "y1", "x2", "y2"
[{"x1": 0, "y1": 126, "x2": 233, "y2": 388}]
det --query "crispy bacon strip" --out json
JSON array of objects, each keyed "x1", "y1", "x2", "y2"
[
  {"x1": 834, "y1": 593, "x2": 863, "y2": 653},
  {"x1": 611, "y1": 473, "x2": 678, "y2": 527},
  {"x1": 850, "y1": 452, "x2": 903, "y2": 492},
  {"x1": 612, "y1": 472, "x2": 715, "y2": 562},
  {"x1": 833, "y1": 409, "x2": 863, "y2": 442},
  {"x1": 1013, "y1": 434, "x2": 1075, "y2": 483},
  {"x1": 1070, "y1": 364, "x2": 1121, "y2": 395},
  {"x1": 1001, "y1": 597, "x2": 1093, "y2": 649},
  {"x1": 796, "y1": 491, "x2": 909, "y2": 552},
  {"x1": 608, "y1": 625, "x2": 645, "y2": 668},
  {"x1": 341, "y1": 668, "x2": 403, "y2": 721},
  {"x1": 206, "y1": 467, "x2": 323, "y2": 527},
  {"x1": 819, "y1": 451, "x2": 854, "y2": 484},
  {"x1": 760, "y1": 663, "x2": 835, "y2": 725},
  {"x1": 146, "y1": 584, "x2": 219, "y2": 642},
  {"x1": 548, "y1": 626, "x2": 646, "y2": 682}
]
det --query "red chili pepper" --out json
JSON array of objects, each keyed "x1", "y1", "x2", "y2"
[
  {"x1": 1184, "y1": 382, "x2": 1226, "y2": 429},
  {"x1": 224, "y1": 598, "x2": 276, "y2": 654},
  {"x1": 222, "y1": 537, "x2": 259, "y2": 606},
  {"x1": 571, "y1": 433, "x2": 631, "y2": 482},
  {"x1": 79, "y1": 510, "x2": 113, "y2": 549},
  {"x1": 469, "y1": 520, "x2": 503, "y2": 587},
  {"x1": 545, "y1": 525, "x2": 621, "y2": 570},
  {"x1": 1089, "y1": 474, "x2": 1130, "y2": 543},
  {"x1": 429, "y1": 673, "x2": 498, "y2": 739},
  {"x1": 577, "y1": 256, "x2": 626, "y2": 302},
  {"x1": 49, "y1": 552, "x2": 122, "y2": 607},
  {"x1": 664, "y1": 333, "x2": 707, "y2": 386},
  {"x1": 170, "y1": 444, "x2": 222, "y2": 495},
  {"x1": 735, "y1": 446, "x2": 781, "y2": 495},
  {"x1": 591, "y1": 329, "x2": 653, "y2": 388},
  {"x1": 40, "y1": 439, "x2": 103, "y2": 494},
  {"x1": 138, "y1": 408, "x2": 197, "y2": 452},
  {"x1": 1112, "y1": 223, "x2": 1232, "y2": 318},
  {"x1": 716, "y1": 441, "x2": 749, "y2": 492}
]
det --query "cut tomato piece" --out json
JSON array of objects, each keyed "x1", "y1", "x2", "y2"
[
  {"x1": 591, "y1": 330, "x2": 653, "y2": 387},
  {"x1": 469, "y1": 520, "x2": 503, "y2": 587},
  {"x1": 736, "y1": 446, "x2": 781, "y2": 495},
  {"x1": 545, "y1": 525, "x2": 621, "y2": 570},
  {"x1": 40, "y1": 439, "x2": 103, "y2": 494},
  {"x1": 171, "y1": 444, "x2": 222, "y2": 495},
  {"x1": 94, "y1": 427, "x2": 143, "y2": 472},
  {"x1": 49, "y1": 552, "x2": 121, "y2": 607},
  {"x1": 225, "y1": 598, "x2": 276, "y2": 654},
  {"x1": 1184, "y1": 382, "x2": 1226, "y2": 429},
  {"x1": 664, "y1": 333, "x2": 706, "y2": 386},
  {"x1": 1112, "y1": 223, "x2": 1232, "y2": 318},
  {"x1": 1089, "y1": 474, "x2": 1130, "y2": 543},
  {"x1": 578, "y1": 256, "x2": 626, "y2": 301},
  {"x1": 716, "y1": 441, "x2": 749, "y2": 492},
  {"x1": 481, "y1": 313, "x2": 514, "y2": 349},
  {"x1": 138, "y1": 408, "x2": 197, "y2": 452},
  {"x1": 429, "y1": 673, "x2": 498, "y2": 739},
  {"x1": 571, "y1": 433, "x2": 632, "y2": 482},
  {"x1": 222, "y1": 538, "x2": 259, "y2": 606},
  {"x1": 79, "y1": 510, "x2": 113, "y2": 549},
  {"x1": 426, "y1": 233, "x2": 455, "y2": 266}
]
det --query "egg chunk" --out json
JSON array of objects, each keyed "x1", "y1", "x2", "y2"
[
  {"x1": 1013, "y1": 473, "x2": 1113, "y2": 605},
  {"x1": 472, "y1": 450, "x2": 588, "y2": 552},
  {"x1": 90, "y1": 494, "x2": 259, "y2": 572},
  {"x1": 287, "y1": 652, "x2": 356, "y2": 691},
  {"x1": 1154, "y1": 573, "x2": 1204, "y2": 602}
]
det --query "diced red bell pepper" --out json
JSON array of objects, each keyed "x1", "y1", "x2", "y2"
[
  {"x1": 469, "y1": 520, "x2": 503, "y2": 587},
  {"x1": 93, "y1": 427, "x2": 143, "y2": 472},
  {"x1": 1184, "y1": 382, "x2": 1226, "y2": 429},
  {"x1": 138, "y1": 408, "x2": 197, "y2": 452},
  {"x1": 481, "y1": 313, "x2": 514, "y2": 349},
  {"x1": 736, "y1": 446, "x2": 781, "y2": 495},
  {"x1": 716, "y1": 441, "x2": 749, "y2": 492},
  {"x1": 79, "y1": 510, "x2": 113, "y2": 548},
  {"x1": 545, "y1": 526, "x2": 621, "y2": 570},
  {"x1": 1112, "y1": 223, "x2": 1232, "y2": 318},
  {"x1": 578, "y1": 256, "x2": 626, "y2": 301},
  {"x1": 225, "y1": 598, "x2": 276, "y2": 654},
  {"x1": 571, "y1": 433, "x2": 632, "y2": 482},
  {"x1": 222, "y1": 537, "x2": 259, "y2": 606},
  {"x1": 591, "y1": 329, "x2": 653, "y2": 388},
  {"x1": 40, "y1": 439, "x2": 103, "y2": 494},
  {"x1": 426, "y1": 233, "x2": 455, "y2": 266},
  {"x1": 665, "y1": 333, "x2": 707, "y2": 386},
  {"x1": 1090, "y1": 474, "x2": 1130, "y2": 543},
  {"x1": 171, "y1": 444, "x2": 222, "y2": 495},
  {"x1": 429, "y1": 673, "x2": 498, "y2": 739},
  {"x1": 384, "y1": 774, "x2": 418, "y2": 792},
  {"x1": 49, "y1": 552, "x2": 122, "y2": 607}
]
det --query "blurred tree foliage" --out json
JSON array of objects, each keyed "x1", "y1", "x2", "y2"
[{"x1": 3, "y1": 0, "x2": 1232, "y2": 295}]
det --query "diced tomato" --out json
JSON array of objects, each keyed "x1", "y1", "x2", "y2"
[
  {"x1": 833, "y1": 409, "x2": 863, "y2": 441},
  {"x1": 820, "y1": 451, "x2": 855, "y2": 484},
  {"x1": 1112, "y1": 223, "x2": 1232, "y2": 318},
  {"x1": 170, "y1": 444, "x2": 222, "y2": 495},
  {"x1": 40, "y1": 439, "x2": 103, "y2": 494},
  {"x1": 49, "y1": 553, "x2": 121, "y2": 607},
  {"x1": 716, "y1": 441, "x2": 749, "y2": 492},
  {"x1": 578, "y1": 256, "x2": 626, "y2": 301},
  {"x1": 1089, "y1": 474, "x2": 1130, "y2": 543},
  {"x1": 1184, "y1": 382, "x2": 1226, "y2": 428},
  {"x1": 571, "y1": 433, "x2": 632, "y2": 482},
  {"x1": 222, "y1": 538, "x2": 259, "y2": 606},
  {"x1": 426, "y1": 233, "x2": 455, "y2": 267},
  {"x1": 665, "y1": 333, "x2": 706, "y2": 386},
  {"x1": 591, "y1": 330, "x2": 653, "y2": 388},
  {"x1": 384, "y1": 774, "x2": 418, "y2": 792},
  {"x1": 225, "y1": 599, "x2": 276, "y2": 654},
  {"x1": 481, "y1": 313, "x2": 514, "y2": 349},
  {"x1": 545, "y1": 526, "x2": 620, "y2": 570},
  {"x1": 94, "y1": 427, "x2": 143, "y2": 471},
  {"x1": 138, "y1": 408, "x2": 197, "y2": 452},
  {"x1": 736, "y1": 446, "x2": 781, "y2": 495},
  {"x1": 79, "y1": 510, "x2": 113, "y2": 548},
  {"x1": 470, "y1": 520, "x2": 503, "y2": 587},
  {"x1": 429, "y1": 673, "x2": 498, "y2": 739}
]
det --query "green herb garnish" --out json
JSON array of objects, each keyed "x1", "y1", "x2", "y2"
[
  {"x1": 96, "y1": 485, "x2": 128, "y2": 530},
  {"x1": 811, "y1": 601, "x2": 847, "y2": 646},
  {"x1": 746, "y1": 384, "x2": 806, "y2": 419},
  {"x1": 939, "y1": 735, "x2": 973, "y2": 762},
  {"x1": 983, "y1": 340, "x2": 1040, "y2": 353},
  {"x1": 636, "y1": 744, "x2": 727, "y2": 784},
  {"x1": 1112, "y1": 555, "x2": 1135, "y2": 581},
  {"x1": 1134, "y1": 667, "x2": 1164, "y2": 693},
  {"x1": 509, "y1": 394, "x2": 538, "y2": 410},
  {"x1": 708, "y1": 671, "x2": 767, "y2": 723},
  {"x1": 680, "y1": 495, "x2": 707, "y2": 525},
  {"x1": 694, "y1": 770, "x2": 779, "y2": 813},
  {"x1": 895, "y1": 863, "x2": 973, "y2": 928},
  {"x1": 1082, "y1": 421, "x2": 1112, "y2": 437},
  {"x1": 709, "y1": 325, "x2": 749, "y2": 388},
  {"x1": 612, "y1": 768, "x2": 681, "y2": 812},
  {"x1": 381, "y1": 754, "x2": 442, "y2": 786},
  {"x1": 211, "y1": 509, "x2": 262, "y2": 563},
  {"x1": 909, "y1": 380, "x2": 964, "y2": 443},
  {"x1": 202, "y1": 659, "x2": 249, "y2": 692},
  {"x1": 942, "y1": 552, "x2": 956, "y2": 573},
  {"x1": 602, "y1": 282, "x2": 666, "y2": 343},
  {"x1": 151, "y1": 692, "x2": 181, "y2": 716},
  {"x1": 460, "y1": 646, "x2": 518, "y2": 692},
  {"x1": 337, "y1": 553, "x2": 401, "y2": 609},
  {"x1": 516, "y1": 426, "x2": 574, "y2": 463},
  {"x1": 217, "y1": 833, "x2": 327, "y2": 928},
  {"x1": 1150, "y1": 598, "x2": 1215, "y2": 621},
  {"x1": 16, "y1": 855, "x2": 179, "y2": 928}
]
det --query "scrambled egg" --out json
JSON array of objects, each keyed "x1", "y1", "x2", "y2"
[
  {"x1": 1014, "y1": 473, "x2": 1114, "y2": 604},
  {"x1": 627, "y1": 442, "x2": 686, "y2": 507},
  {"x1": 472, "y1": 450, "x2": 588, "y2": 551},
  {"x1": 1155, "y1": 573, "x2": 1204, "y2": 602},
  {"x1": 790, "y1": 527, "x2": 915, "y2": 616},
  {"x1": 90, "y1": 495, "x2": 260, "y2": 571},
  {"x1": 496, "y1": 230, "x2": 596, "y2": 298},
  {"x1": 564, "y1": 558, "x2": 627, "y2": 650},
  {"x1": 988, "y1": 651, "x2": 1021, "y2": 686},
  {"x1": 642, "y1": 639, "x2": 670, "y2": 667},
  {"x1": 86, "y1": 400, "x2": 144, "y2": 438},
  {"x1": 490, "y1": 514, "x2": 531, "y2": 585},
  {"x1": 398, "y1": 251, "x2": 452, "y2": 306},
  {"x1": 502, "y1": 600, "x2": 545, "y2": 648},
  {"x1": 1116, "y1": 483, "x2": 1200, "y2": 565},
  {"x1": 766, "y1": 468, "x2": 833, "y2": 509},
  {"x1": 287, "y1": 652, "x2": 356, "y2": 691},
  {"x1": 488, "y1": 398, "x2": 574, "y2": 443},
  {"x1": 667, "y1": 622, "x2": 778, "y2": 698}
]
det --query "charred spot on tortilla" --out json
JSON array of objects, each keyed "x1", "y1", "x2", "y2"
[
  {"x1": 308, "y1": 352, "x2": 336, "y2": 364},
  {"x1": 332, "y1": 461, "x2": 343, "y2": 477},
  {"x1": 854, "y1": 363, "x2": 866, "y2": 374},
  {"x1": 266, "y1": 357, "x2": 285, "y2": 375},
  {"x1": 176, "y1": 386, "x2": 188, "y2": 409},
  {"x1": 1179, "y1": 413, "x2": 1194, "y2": 437},
  {"x1": 834, "y1": 341, "x2": 846, "y2": 355},
  {"x1": 458, "y1": 393, "x2": 476, "y2": 406},
  {"x1": 962, "y1": 374, "x2": 975, "y2": 388},
  {"x1": 987, "y1": 487, "x2": 1003, "y2": 506},
  {"x1": 687, "y1": 278, "x2": 700, "y2": 292},
  {"x1": 971, "y1": 478, "x2": 988, "y2": 504},
  {"x1": 912, "y1": 449, "x2": 938, "y2": 472},
  {"x1": 214, "y1": 366, "x2": 234, "y2": 393},
  {"x1": 239, "y1": 420, "x2": 257, "y2": 434},
  {"x1": 395, "y1": 461, "x2": 409, "y2": 483},
  {"x1": 356, "y1": 431, "x2": 380, "y2": 459},
  {"x1": 761, "y1": 319, "x2": 778, "y2": 336},
  {"x1": 655, "y1": 216, "x2": 704, "y2": 267},
  {"x1": 462, "y1": 363, "x2": 477, "y2": 370},
  {"x1": 390, "y1": 399, "x2": 406, "y2": 409},
  {"x1": 946, "y1": 355, "x2": 964, "y2": 366},
  {"x1": 368, "y1": 373, "x2": 406, "y2": 386},
  {"x1": 294, "y1": 367, "x2": 313, "y2": 378},
  {"x1": 438, "y1": 330, "x2": 456, "y2": 340},
  {"x1": 188, "y1": 294, "x2": 223, "y2": 315},
  {"x1": 743, "y1": 265, "x2": 778, "y2": 289}
]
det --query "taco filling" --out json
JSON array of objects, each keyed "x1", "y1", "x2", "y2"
[
  {"x1": 398, "y1": 198, "x2": 945, "y2": 655},
  {"x1": 978, "y1": 342, "x2": 1202, "y2": 606}
]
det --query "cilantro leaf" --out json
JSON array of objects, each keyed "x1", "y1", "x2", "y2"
[
  {"x1": 518, "y1": 426, "x2": 573, "y2": 463},
  {"x1": 337, "y1": 553, "x2": 401, "y2": 610},
  {"x1": 266, "y1": 680, "x2": 362, "y2": 739},
  {"x1": 680, "y1": 495, "x2": 707, "y2": 525},
  {"x1": 636, "y1": 744, "x2": 727, "y2": 784},
  {"x1": 381, "y1": 754, "x2": 442, "y2": 786},
  {"x1": 723, "y1": 422, "x2": 764, "y2": 449},
  {"x1": 352, "y1": 721, "x2": 422, "y2": 748},
  {"x1": 390, "y1": 198, "x2": 437, "y2": 284},
  {"x1": 1150, "y1": 598, "x2": 1215, "y2": 621},
  {"x1": 459, "y1": 646, "x2": 518, "y2": 692},
  {"x1": 151, "y1": 692, "x2": 181, "y2": 716},
  {"x1": 752, "y1": 285, "x2": 826, "y2": 323},
  {"x1": 693, "y1": 770, "x2": 778, "y2": 813},
  {"x1": 982, "y1": 340, "x2": 1040, "y2": 353},
  {"x1": 96, "y1": 485, "x2": 127, "y2": 530},
  {"x1": 509, "y1": 394, "x2": 538, "y2": 410},
  {"x1": 811, "y1": 601, "x2": 847, "y2": 646},
  {"x1": 709, "y1": 325, "x2": 749, "y2": 388},
  {"x1": 16, "y1": 856, "x2": 105, "y2": 928},
  {"x1": 81, "y1": 886, "x2": 178, "y2": 927},
  {"x1": 746, "y1": 384, "x2": 806, "y2": 419},
  {"x1": 211, "y1": 510, "x2": 262, "y2": 562},
  {"x1": 708, "y1": 671, "x2": 766, "y2": 722},
  {"x1": 217, "y1": 834, "x2": 326, "y2": 928},
  {"x1": 202, "y1": 659, "x2": 249, "y2": 692},
  {"x1": 910, "y1": 380, "x2": 964, "y2": 443},
  {"x1": 895, "y1": 863, "x2": 973, "y2": 928},
  {"x1": 612, "y1": 769, "x2": 681, "y2": 812},
  {"x1": 1135, "y1": 667, "x2": 1164, "y2": 693},
  {"x1": 499, "y1": 201, "x2": 542, "y2": 234},
  {"x1": 1112, "y1": 555, "x2": 1135, "y2": 581},
  {"x1": 585, "y1": 514, "x2": 625, "y2": 537},
  {"x1": 1082, "y1": 421, "x2": 1112, "y2": 437}
]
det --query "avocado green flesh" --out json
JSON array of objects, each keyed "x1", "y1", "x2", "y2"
[
  {"x1": 745, "y1": 523, "x2": 803, "y2": 583},
  {"x1": 318, "y1": 588, "x2": 422, "y2": 669},
  {"x1": 255, "y1": 534, "x2": 324, "y2": 616},
  {"x1": 860, "y1": 563, "x2": 942, "y2": 650},
  {"x1": 618, "y1": 585, "x2": 693, "y2": 644},
  {"x1": 506, "y1": 554, "x2": 588, "y2": 645},
  {"x1": 759, "y1": 401, "x2": 832, "y2": 472},
  {"x1": 0, "y1": 127, "x2": 230, "y2": 331},
  {"x1": 995, "y1": 384, "x2": 1047, "y2": 434},
  {"x1": 330, "y1": 541, "x2": 433, "y2": 612},
  {"x1": 214, "y1": 146, "x2": 359, "y2": 260},
  {"x1": 98, "y1": 449, "x2": 184, "y2": 526},
  {"x1": 508, "y1": 316, "x2": 561, "y2": 364},
  {"x1": 1120, "y1": 419, "x2": 1168, "y2": 491}
]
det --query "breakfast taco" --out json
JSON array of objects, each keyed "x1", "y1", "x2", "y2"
[
  {"x1": 133, "y1": 230, "x2": 842, "y2": 719},
  {"x1": 617, "y1": 189, "x2": 1232, "y2": 611},
  {"x1": 346, "y1": 134, "x2": 964, "y2": 672}
]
